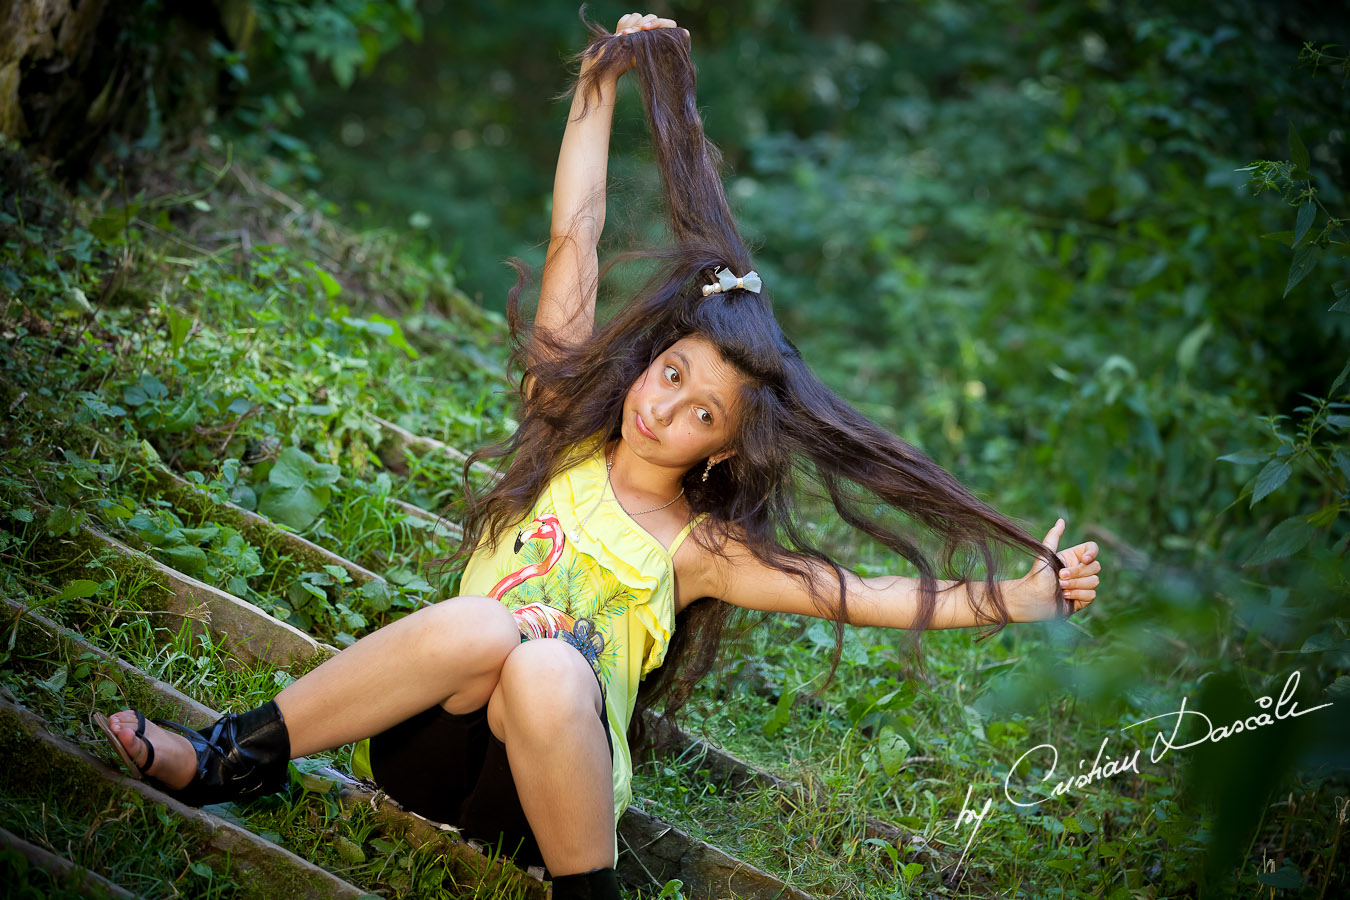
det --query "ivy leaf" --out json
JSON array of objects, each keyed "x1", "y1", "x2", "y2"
[
  {"x1": 1244, "y1": 517, "x2": 1315, "y2": 566},
  {"x1": 260, "y1": 447, "x2": 341, "y2": 530},
  {"x1": 160, "y1": 543, "x2": 209, "y2": 576},
  {"x1": 358, "y1": 580, "x2": 393, "y2": 612}
]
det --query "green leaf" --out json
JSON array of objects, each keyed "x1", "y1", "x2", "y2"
[
  {"x1": 1327, "y1": 676, "x2": 1350, "y2": 701},
  {"x1": 878, "y1": 726, "x2": 911, "y2": 778},
  {"x1": 122, "y1": 373, "x2": 168, "y2": 407},
  {"x1": 1217, "y1": 449, "x2": 1268, "y2": 465},
  {"x1": 1256, "y1": 863, "x2": 1303, "y2": 889},
  {"x1": 160, "y1": 396, "x2": 200, "y2": 433},
  {"x1": 1260, "y1": 231, "x2": 1294, "y2": 246},
  {"x1": 57, "y1": 580, "x2": 100, "y2": 601},
  {"x1": 268, "y1": 446, "x2": 317, "y2": 489},
  {"x1": 358, "y1": 580, "x2": 393, "y2": 612},
  {"x1": 761, "y1": 689, "x2": 796, "y2": 737},
  {"x1": 1333, "y1": 448, "x2": 1350, "y2": 481},
  {"x1": 1284, "y1": 244, "x2": 1322, "y2": 297},
  {"x1": 177, "y1": 525, "x2": 219, "y2": 544},
  {"x1": 333, "y1": 835, "x2": 366, "y2": 864},
  {"x1": 167, "y1": 308, "x2": 193, "y2": 353},
  {"x1": 306, "y1": 261, "x2": 342, "y2": 299},
  {"x1": 1299, "y1": 633, "x2": 1350, "y2": 654},
  {"x1": 36, "y1": 667, "x2": 68, "y2": 694},
  {"x1": 1244, "y1": 517, "x2": 1315, "y2": 567},
  {"x1": 10, "y1": 508, "x2": 34, "y2": 523},
  {"x1": 370, "y1": 314, "x2": 420, "y2": 360},
  {"x1": 1289, "y1": 122, "x2": 1310, "y2": 175},
  {"x1": 160, "y1": 543, "x2": 208, "y2": 575},
  {"x1": 1293, "y1": 201, "x2": 1316, "y2": 246},
  {"x1": 1330, "y1": 356, "x2": 1350, "y2": 396},
  {"x1": 45, "y1": 506, "x2": 81, "y2": 536},
  {"x1": 1250, "y1": 458, "x2": 1291, "y2": 506},
  {"x1": 1176, "y1": 320, "x2": 1211, "y2": 372}
]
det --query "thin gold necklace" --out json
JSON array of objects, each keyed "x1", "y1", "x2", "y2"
[{"x1": 569, "y1": 444, "x2": 685, "y2": 542}]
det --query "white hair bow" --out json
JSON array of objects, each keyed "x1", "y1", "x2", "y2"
[{"x1": 702, "y1": 267, "x2": 762, "y2": 296}]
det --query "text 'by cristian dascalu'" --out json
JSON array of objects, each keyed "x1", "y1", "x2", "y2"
[{"x1": 946, "y1": 670, "x2": 1334, "y2": 862}]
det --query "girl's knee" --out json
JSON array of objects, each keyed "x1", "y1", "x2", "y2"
[
  {"x1": 497, "y1": 639, "x2": 603, "y2": 717},
  {"x1": 410, "y1": 594, "x2": 520, "y2": 669}
]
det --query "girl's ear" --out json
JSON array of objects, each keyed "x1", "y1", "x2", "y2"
[{"x1": 712, "y1": 449, "x2": 736, "y2": 465}]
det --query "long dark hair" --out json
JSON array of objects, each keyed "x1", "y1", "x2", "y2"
[{"x1": 443, "y1": 11, "x2": 1069, "y2": 750}]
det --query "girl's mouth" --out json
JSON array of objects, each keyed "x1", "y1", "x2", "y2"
[{"x1": 635, "y1": 411, "x2": 657, "y2": 441}]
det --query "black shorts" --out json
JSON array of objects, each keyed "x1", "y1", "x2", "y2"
[{"x1": 367, "y1": 668, "x2": 614, "y2": 871}]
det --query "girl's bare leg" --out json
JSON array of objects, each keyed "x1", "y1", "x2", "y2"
[
  {"x1": 106, "y1": 594, "x2": 521, "y2": 789},
  {"x1": 487, "y1": 638, "x2": 615, "y2": 875}
]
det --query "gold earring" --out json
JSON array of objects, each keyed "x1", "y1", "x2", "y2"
[{"x1": 702, "y1": 458, "x2": 715, "y2": 482}]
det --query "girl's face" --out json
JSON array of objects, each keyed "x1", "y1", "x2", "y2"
[{"x1": 623, "y1": 335, "x2": 744, "y2": 470}]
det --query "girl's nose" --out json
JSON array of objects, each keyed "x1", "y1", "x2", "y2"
[{"x1": 651, "y1": 400, "x2": 675, "y2": 426}]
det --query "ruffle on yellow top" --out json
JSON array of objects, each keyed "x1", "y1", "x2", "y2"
[{"x1": 537, "y1": 438, "x2": 677, "y2": 676}]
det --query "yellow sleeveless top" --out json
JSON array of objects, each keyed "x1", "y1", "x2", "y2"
[{"x1": 352, "y1": 436, "x2": 703, "y2": 831}]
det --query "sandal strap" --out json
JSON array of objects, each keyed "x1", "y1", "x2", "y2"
[{"x1": 132, "y1": 710, "x2": 155, "y2": 774}]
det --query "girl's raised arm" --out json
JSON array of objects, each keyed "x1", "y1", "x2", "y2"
[{"x1": 532, "y1": 13, "x2": 682, "y2": 363}]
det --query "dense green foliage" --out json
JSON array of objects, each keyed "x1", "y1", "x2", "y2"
[{"x1": 3, "y1": 0, "x2": 1348, "y2": 897}]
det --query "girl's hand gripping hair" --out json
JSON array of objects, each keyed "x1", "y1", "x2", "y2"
[
  {"x1": 1011, "y1": 518, "x2": 1102, "y2": 622},
  {"x1": 589, "y1": 12, "x2": 689, "y2": 74}
]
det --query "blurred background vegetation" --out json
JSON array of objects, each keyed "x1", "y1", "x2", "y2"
[{"x1": 4, "y1": 0, "x2": 1348, "y2": 896}]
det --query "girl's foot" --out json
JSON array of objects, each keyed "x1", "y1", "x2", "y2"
[{"x1": 105, "y1": 709, "x2": 199, "y2": 789}]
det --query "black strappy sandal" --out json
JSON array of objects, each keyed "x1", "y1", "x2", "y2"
[
  {"x1": 94, "y1": 702, "x2": 291, "y2": 807},
  {"x1": 93, "y1": 710, "x2": 157, "y2": 778}
]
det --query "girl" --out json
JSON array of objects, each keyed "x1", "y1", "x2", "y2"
[{"x1": 99, "y1": 12, "x2": 1102, "y2": 900}]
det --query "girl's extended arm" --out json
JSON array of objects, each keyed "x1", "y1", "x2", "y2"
[
  {"x1": 533, "y1": 14, "x2": 680, "y2": 359},
  {"x1": 682, "y1": 520, "x2": 1100, "y2": 628},
  {"x1": 533, "y1": 59, "x2": 618, "y2": 353}
]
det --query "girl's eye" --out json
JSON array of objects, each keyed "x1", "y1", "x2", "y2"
[
  {"x1": 664, "y1": 364, "x2": 680, "y2": 385},
  {"x1": 696, "y1": 408, "x2": 713, "y2": 426}
]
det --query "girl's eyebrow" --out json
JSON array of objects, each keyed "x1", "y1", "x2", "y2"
[{"x1": 671, "y1": 349, "x2": 726, "y2": 416}]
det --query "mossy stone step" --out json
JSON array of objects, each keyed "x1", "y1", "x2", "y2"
[
  {"x1": 29, "y1": 514, "x2": 335, "y2": 670},
  {"x1": 0, "y1": 698, "x2": 374, "y2": 900},
  {"x1": 642, "y1": 709, "x2": 942, "y2": 866},
  {"x1": 0, "y1": 597, "x2": 549, "y2": 899},
  {"x1": 0, "y1": 825, "x2": 138, "y2": 899},
  {"x1": 370, "y1": 415, "x2": 499, "y2": 479}
]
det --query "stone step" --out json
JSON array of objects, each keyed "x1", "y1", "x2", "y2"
[
  {"x1": 0, "y1": 596, "x2": 549, "y2": 899},
  {"x1": 391, "y1": 497, "x2": 464, "y2": 541},
  {"x1": 642, "y1": 709, "x2": 943, "y2": 865},
  {"x1": 73, "y1": 426, "x2": 389, "y2": 588},
  {"x1": 0, "y1": 698, "x2": 372, "y2": 900},
  {"x1": 370, "y1": 415, "x2": 499, "y2": 480},
  {"x1": 0, "y1": 824, "x2": 139, "y2": 899},
  {"x1": 617, "y1": 807, "x2": 818, "y2": 900},
  {"x1": 31, "y1": 512, "x2": 335, "y2": 670}
]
